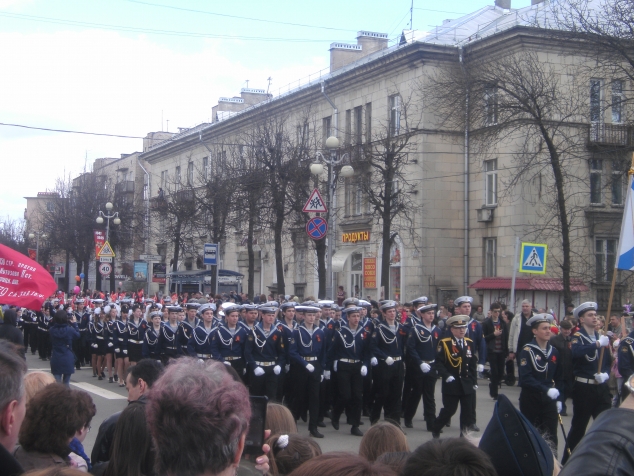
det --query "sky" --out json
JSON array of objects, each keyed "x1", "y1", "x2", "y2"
[{"x1": 0, "y1": 0, "x2": 533, "y2": 223}]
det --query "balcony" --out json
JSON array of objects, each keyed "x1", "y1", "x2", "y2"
[
  {"x1": 174, "y1": 189, "x2": 195, "y2": 203},
  {"x1": 115, "y1": 181, "x2": 135, "y2": 194},
  {"x1": 150, "y1": 196, "x2": 167, "y2": 210},
  {"x1": 588, "y1": 123, "x2": 633, "y2": 148}
]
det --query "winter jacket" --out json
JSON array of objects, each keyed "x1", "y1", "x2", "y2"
[{"x1": 50, "y1": 323, "x2": 80, "y2": 375}]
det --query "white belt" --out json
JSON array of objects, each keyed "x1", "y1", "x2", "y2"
[
  {"x1": 128, "y1": 339, "x2": 142, "y2": 344},
  {"x1": 225, "y1": 356, "x2": 242, "y2": 361},
  {"x1": 575, "y1": 376, "x2": 599, "y2": 385},
  {"x1": 303, "y1": 356, "x2": 318, "y2": 362},
  {"x1": 339, "y1": 358, "x2": 360, "y2": 364},
  {"x1": 197, "y1": 353, "x2": 212, "y2": 359},
  {"x1": 255, "y1": 361, "x2": 276, "y2": 367},
  {"x1": 384, "y1": 356, "x2": 402, "y2": 362}
]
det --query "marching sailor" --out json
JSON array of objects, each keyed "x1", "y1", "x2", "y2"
[
  {"x1": 159, "y1": 305, "x2": 182, "y2": 364},
  {"x1": 188, "y1": 303, "x2": 217, "y2": 362},
  {"x1": 178, "y1": 302, "x2": 201, "y2": 355},
  {"x1": 211, "y1": 304, "x2": 248, "y2": 378},
  {"x1": 142, "y1": 310, "x2": 163, "y2": 362}
]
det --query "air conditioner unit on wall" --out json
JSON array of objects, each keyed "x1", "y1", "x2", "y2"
[{"x1": 477, "y1": 207, "x2": 493, "y2": 222}]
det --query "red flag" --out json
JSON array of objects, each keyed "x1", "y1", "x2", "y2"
[
  {"x1": 27, "y1": 248, "x2": 37, "y2": 260},
  {"x1": 94, "y1": 230, "x2": 105, "y2": 257},
  {"x1": 0, "y1": 244, "x2": 57, "y2": 310}
]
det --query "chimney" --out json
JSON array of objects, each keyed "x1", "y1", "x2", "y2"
[
  {"x1": 330, "y1": 31, "x2": 388, "y2": 73},
  {"x1": 531, "y1": 0, "x2": 545, "y2": 4},
  {"x1": 495, "y1": 0, "x2": 511, "y2": 8},
  {"x1": 356, "y1": 31, "x2": 389, "y2": 55}
]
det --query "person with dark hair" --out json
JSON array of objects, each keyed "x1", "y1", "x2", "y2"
[
  {"x1": 550, "y1": 319, "x2": 574, "y2": 415},
  {"x1": 145, "y1": 358, "x2": 270, "y2": 475},
  {"x1": 14, "y1": 384, "x2": 95, "y2": 471},
  {"x1": 0, "y1": 310, "x2": 25, "y2": 359},
  {"x1": 96, "y1": 404, "x2": 154, "y2": 476},
  {"x1": 91, "y1": 359, "x2": 164, "y2": 465},
  {"x1": 49, "y1": 311, "x2": 80, "y2": 386},
  {"x1": 402, "y1": 439, "x2": 497, "y2": 476},
  {"x1": 482, "y1": 302, "x2": 509, "y2": 401},
  {"x1": 37, "y1": 304, "x2": 53, "y2": 361},
  {"x1": 0, "y1": 340, "x2": 28, "y2": 476},
  {"x1": 375, "y1": 452, "x2": 409, "y2": 475},
  {"x1": 142, "y1": 311, "x2": 162, "y2": 361},
  {"x1": 287, "y1": 453, "x2": 396, "y2": 476},
  {"x1": 126, "y1": 304, "x2": 147, "y2": 367},
  {"x1": 266, "y1": 434, "x2": 321, "y2": 476}
]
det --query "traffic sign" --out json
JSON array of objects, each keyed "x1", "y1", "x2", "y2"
[
  {"x1": 519, "y1": 242, "x2": 548, "y2": 274},
  {"x1": 99, "y1": 262, "x2": 112, "y2": 276},
  {"x1": 203, "y1": 243, "x2": 219, "y2": 265},
  {"x1": 140, "y1": 254, "x2": 162, "y2": 261},
  {"x1": 99, "y1": 257, "x2": 112, "y2": 263},
  {"x1": 303, "y1": 189, "x2": 328, "y2": 213},
  {"x1": 306, "y1": 217, "x2": 328, "y2": 240},
  {"x1": 97, "y1": 241, "x2": 115, "y2": 258}
]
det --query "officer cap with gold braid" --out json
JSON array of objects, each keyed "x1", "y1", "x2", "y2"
[{"x1": 446, "y1": 314, "x2": 469, "y2": 328}]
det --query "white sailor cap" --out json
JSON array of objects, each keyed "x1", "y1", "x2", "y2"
[
  {"x1": 344, "y1": 306, "x2": 363, "y2": 315},
  {"x1": 573, "y1": 302, "x2": 597, "y2": 320},
  {"x1": 258, "y1": 306, "x2": 278, "y2": 314},
  {"x1": 149, "y1": 310, "x2": 162, "y2": 319},
  {"x1": 380, "y1": 300, "x2": 398, "y2": 311},
  {"x1": 454, "y1": 296, "x2": 473, "y2": 307},
  {"x1": 412, "y1": 296, "x2": 429, "y2": 306},
  {"x1": 417, "y1": 303, "x2": 438, "y2": 313},
  {"x1": 296, "y1": 305, "x2": 320, "y2": 313},
  {"x1": 342, "y1": 297, "x2": 360, "y2": 307},
  {"x1": 280, "y1": 302, "x2": 296, "y2": 311},
  {"x1": 199, "y1": 303, "x2": 216, "y2": 314},
  {"x1": 358, "y1": 300, "x2": 372, "y2": 308},
  {"x1": 526, "y1": 313, "x2": 555, "y2": 327}
]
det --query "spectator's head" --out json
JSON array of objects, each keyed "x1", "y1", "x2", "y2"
[
  {"x1": 125, "y1": 359, "x2": 164, "y2": 402},
  {"x1": 19, "y1": 384, "x2": 95, "y2": 458},
  {"x1": 559, "y1": 319, "x2": 573, "y2": 337},
  {"x1": 52, "y1": 310, "x2": 69, "y2": 325},
  {"x1": 24, "y1": 371, "x2": 56, "y2": 404},
  {"x1": 267, "y1": 433, "x2": 322, "y2": 476},
  {"x1": 103, "y1": 403, "x2": 154, "y2": 476},
  {"x1": 266, "y1": 403, "x2": 297, "y2": 435},
  {"x1": 375, "y1": 452, "x2": 410, "y2": 475},
  {"x1": 359, "y1": 422, "x2": 409, "y2": 462},
  {"x1": 521, "y1": 300, "x2": 532, "y2": 316},
  {"x1": 610, "y1": 315, "x2": 620, "y2": 328},
  {"x1": 20, "y1": 468, "x2": 87, "y2": 476},
  {"x1": 0, "y1": 341, "x2": 27, "y2": 452},
  {"x1": 502, "y1": 310, "x2": 514, "y2": 323},
  {"x1": 288, "y1": 453, "x2": 396, "y2": 476},
  {"x1": 401, "y1": 439, "x2": 497, "y2": 476},
  {"x1": 2, "y1": 309, "x2": 18, "y2": 326},
  {"x1": 146, "y1": 359, "x2": 250, "y2": 476}
]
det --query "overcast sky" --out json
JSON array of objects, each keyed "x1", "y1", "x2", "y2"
[{"x1": 0, "y1": 0, "x2": 532, "y2": 223}]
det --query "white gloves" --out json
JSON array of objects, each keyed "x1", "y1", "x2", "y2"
[
  {"x1": 371, "y1": 357, "x2": 378, "y2": 366},
  {"x1": 123, "y1": 349, "x2": 128, "y2": 355},
  {"x1": 324, "y1": 370, "x2": 331, "y2": 380},
  {"x1": 273, "y1": 365, "x2": 281, "y2": 375},
  {"x1": 321, "y1": 374, "x2": 324, "y2": 382},
  {"x1": 243, "y1": 368, "x2": 247, "y2": 375},
  {"x1": 386, "y1": 357, "x2": 394, "y2": 366},
  {"x1": 547, "y1": 388, "x2": 560, "y2": 400},
  {"x1": 594, "y1": 372, "x2": 609, "y2": 384},
  {"x1": 557, "y1": 401, "x2": 563, "y2": 414},
  {"x1": 333, "y1": 360, "x2": 338, "y2": 372},
  {"x1": 360, "y1": 365, "x2": 367, "y2": 376},
  {"x1": 198, "y1": 359, "x2": 204, "y2": 364},
  {"x1": 306, "y1": 363, "x2": 315, "y2": 373},
  {"x1": 92, "y1": 343, "x2": 98, "y2": 349},
  {"x1": 598, "y1": 335, "x2": 609, "y2": 347},
  {"x1": 115, "y1": 348, "x2": 120, "y2": 353},
  {"x1": 285, "y1": 364, "x2": 290, "y2": 372},
  {"x1": 420, "y1": 363, "x2": 431, "y2": 373},
  {"x1": 474, "y1": 385, "x2": 478, "y2": 390},
  {"x1": 477, "y1": 364, "x2": 484, "y2": 373},
  {"x1": 446, "y1": 376, "x2": 455, "y2": 383},
  {"x1": 108, "y1": 342, "x2": 113, "y2": 347},
  {"x1": 224, "y1": 361, "x2": 231, "y2": 366},
  {"x1": 254, "y1": 367, "x2": 265, "y2": 377}
]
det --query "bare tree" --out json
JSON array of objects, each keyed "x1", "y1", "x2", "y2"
[{"x1": 0, "y1": 217, "x2": 27, "y2": 255}]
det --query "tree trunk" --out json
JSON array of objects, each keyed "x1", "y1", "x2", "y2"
[
  {"x1": 172, "y1": 222, "x2": 181, "y2": 273},
  {"x1": 110, "y1": 256, "x2": 116, "y2": 293},
  {"x1": 95, "y1": 259, "x2": 101, "y2": 292},
  {"x1": 65, "y1": 250, "x2": 70, "y2": 292},
  {"x1": 315, "y1": 238, "x2": 326, "y2": 299},
  {"x1": 274, "y1": 209, "x2": 285, "y2": 297},
  {"x1": 247, "y1": 213, "x2": 255, "y2": 299},
  {"x1": 380, "y1": 152, "x2": 395, "y2": 299}
]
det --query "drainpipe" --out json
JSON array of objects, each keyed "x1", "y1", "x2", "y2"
[
  {"x1": 321, "y1": 81, "x2": 338, "y2": 137},
  {"x1": 459, "y1": 47, "x2": 470, "y2": 295},
  {"x1": 137, "y1": 158, "x2": 151, "y2": 295}
]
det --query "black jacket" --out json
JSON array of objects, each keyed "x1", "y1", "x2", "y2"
[
  {"x1": 559, "y1": 407, "x2": 634, "y2": 476},
  {"x1": 550, "y1": 333, "x2": 574, "y2": 385},
  {"x1": 482, "y1": 317, "x2": 509, "y2": 355},
  {"x1": 0, "y1": 442, "x2": 23, "y2": 476},
  {"x1": 0, "y1": 311, "x2": 24, "y2": 359},
  {"x1": 91, "y1": 396, "x2": 146, "y2": 464}
]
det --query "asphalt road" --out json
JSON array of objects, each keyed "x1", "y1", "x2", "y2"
[{"x1": 25, "y1": 353, "x2": 571, "y2": 457}]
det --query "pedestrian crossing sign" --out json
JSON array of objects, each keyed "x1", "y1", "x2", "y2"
[
  {"x1": 519, "y1": 242, "x2": 547, "y2": 274},
  {"x1": 97, "y1": 241, "x2": 116, "y2": 258}
]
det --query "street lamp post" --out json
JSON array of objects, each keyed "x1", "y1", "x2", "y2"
[
  {"x1": 311, "y1": 136, "x2": 354, "y2": 300},
  {"x1": 28, "y1": 231, "x2": 48, "y2": 263},
  {"x1": 96, "y1": 202, "x2": 121, "y2": 292}
]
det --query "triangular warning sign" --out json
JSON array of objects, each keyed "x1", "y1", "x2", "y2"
[
  {"x1": 523, "y1": 247, "x2": 542, "y2": 268},
  {"x1": 97, "y1": 241, "x2": 116, "y2": 258},
  {"x1": 303, "y1": 188, "x2": 328, "y2": 213}
]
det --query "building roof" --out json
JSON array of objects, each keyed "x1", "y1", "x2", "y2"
[{"x1": 469, "y1": 277, "x2": 589, "y2": 293}]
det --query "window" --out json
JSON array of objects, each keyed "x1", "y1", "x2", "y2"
[
  {"x1": 160, "y1": 170, "x2": 167, "y2": 189},
  {"x1": 365, "y1": 102, "x2": 372, "y2": 143},
  {"x1": 187, "y1": 161, "x2": 194, "y2": 185},
  {"x1": 590, "y1": 79, "x2": 602, "y2": 123},
  {"x1": 296, "y1": 123, "x2": 309, "y2": 148},
  {"x1": 612, "y1": 160, "x2": 626, "y2": 205},
  {"x1": 202, "y1": 156, "x2": 209, "y2": 179},
  {"x1": 389, "y1": 95, "x2": 400, "y2": 136},
  {"x1": 295, "y1": 248, "x2": 306, "y2": 283},
  {"x1": 322, "y1": 116, "x2": 332, "y2": 145},
  {"x1": 596, "y1": 238, "x2": 617, "y2": 282},
  {"x1": 175, "y1": 166, "x2": 181, "y2": 190},
  {"x1": 345, "y1": 178, "x2": 364, "y2": 216},
  {"x1": 590, "y1": 159, "x2": 603, "y2": 204},
  {"x1": 484, "y1": 159, "x2": 497, "y2": 206},
  {"x1": 354, "y1": 106, "x2": 363, "y2": 145},
  {"x1": 612, "y1": 80, "x2": 624, "y2": 124},
  {"x1": 484, "y1": 238, "x2": 497, "y2": 277},
  {"x1": 484, "y1": 85, "x2": 498, "y2": 126},
  {"x1": 46, "y1": 201, "x2": 54, "y2": 212},
  {"x1": 345, "y1": 109, "x2": 352, "y2": 145}
]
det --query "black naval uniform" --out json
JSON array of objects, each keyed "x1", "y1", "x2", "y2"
[
  {"x1": 37, "y1": 311, "x2": 53, "y2": 360},
  {"x1": 618, "y1": 330, "x2": 634, "y2": 400},
  {"x1": 142, "y1": 325, "x2": 162, "y2": 361},
  {"x1": 126, "y1": 318, "x2": 147, "y2": 363},
  {"x1": 22, "y1": 309, "x2": 39, "y2": 355},
  {"x1": 289, "y1": 323, "x2": 326, "y2": 434},
  {"x1": 76, "y1": 309, "x2": 92, "y2": 366},
  {"x1": 404, "y1": 322, "x2": 441, "y2": 429},
  {"x1": 276, "y1": 319, "x2": 297, "y2": 404},
  {"x1": 245, "y1": 322, "x2": 286, "y2": 401},
  {"x1": 370, "y1": 321, "x2": 407, "y2": 424},
  {"x1": 187, "y1": 324, "x2": 216, "y2": 360},
  {"x1": 210, "y1": 323, "x2": 248, "y2": 378},
  {"x1": 562, "y1": 327, "x2": 612, "y2": 462},
  {"x1": 159, "y1": 321, "x2": 181, "y2": 364},
  {"x1": 178, "y1": 317, "x2": 200, "y2": 356},
  {"x1": 432, "y1": 336, "x2": 477, "y2": 434},
  {"x1": 518, "y1": 338, "x2": 563, "y2": 450}
]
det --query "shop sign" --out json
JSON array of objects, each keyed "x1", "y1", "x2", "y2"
[
  {"x1": 342, "y1": 231, "x2": 370, "y2": 243},
  {"x1": 363, "y1": 258, "x2": 377, "y2": 288}
]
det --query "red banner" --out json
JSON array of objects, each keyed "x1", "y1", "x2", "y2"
[
  {"x1": 0, "y1": 244, "x2": 57, "y2": 310},
  {"x1": 27, "y1": 248, "x2": 37, "y2": 260},
  {"x1": 94, "y1": 229, "x2": 105, "y2": 257}
]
